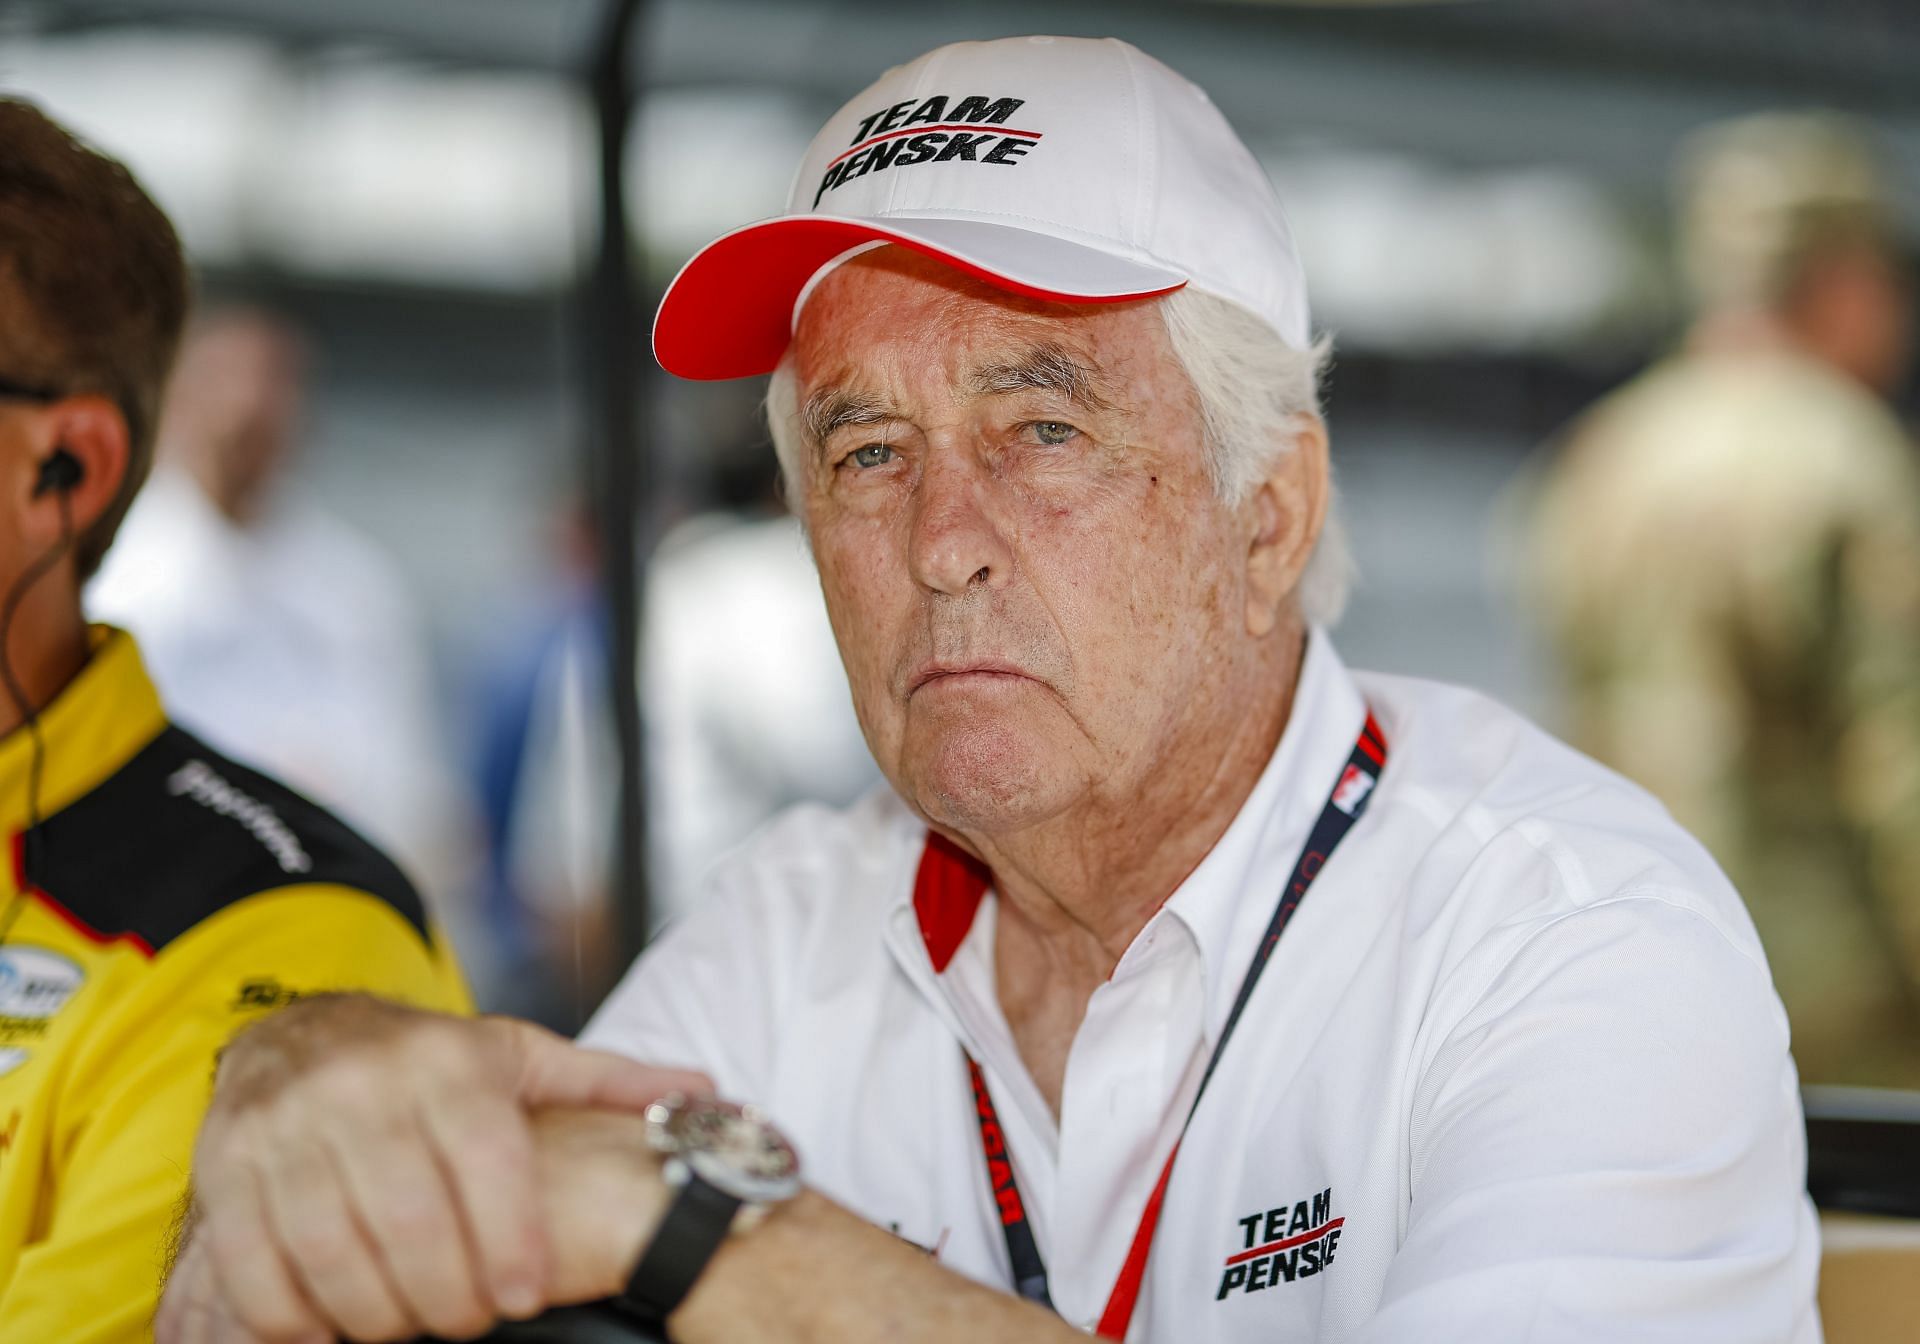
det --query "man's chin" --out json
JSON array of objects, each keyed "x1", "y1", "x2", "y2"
[{"x1": 901, "y1": 720, "x2": 1074, "y2": 837}]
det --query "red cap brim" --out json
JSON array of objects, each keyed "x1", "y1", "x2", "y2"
[{"x1": 652, "y1": 215, "x2": 1187, "y2": 381}]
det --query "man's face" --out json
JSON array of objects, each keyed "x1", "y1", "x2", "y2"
[
  {"x1": 159, "y1": 315, "x2": 306, "y2": 523},
  {"x1": 1791, "y1": 238, "x2": 1914, "y2": 398},
  {"x1": 791, "y1": 249, "x2": 1278, "y2": 838}
]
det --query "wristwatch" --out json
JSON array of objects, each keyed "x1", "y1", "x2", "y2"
[{"x1": 616, "y1": 1094, "x2": 802, "y2": 1329}]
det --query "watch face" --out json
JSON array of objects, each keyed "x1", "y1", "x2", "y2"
[{"x1": 646, "y1": 1096, "x2": 803, "y2": 1205}]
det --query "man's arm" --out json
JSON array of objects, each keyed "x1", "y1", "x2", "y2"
[
  {"x1": 550, "y1": 1111, "x2": 1084, "y2": 1344},
  {"x1": 164, "y1": 1107, "x2": 1082, "y2": 1344},
  {"x1": 1825, "y1": 462, "x2": 1920, "y2": 1022},
  {"x1": 156, "y1": 994, "x2": 713, "y2": 1344},
  {"x1": 0, "y1": 887, "x2": 467, "y2": 1344},
  {"x1": 157, "y1": 991, "x2": 1077, "y2": 1344}
]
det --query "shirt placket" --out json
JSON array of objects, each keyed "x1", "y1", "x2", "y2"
[{"x1": 1048, "y1": 919, "x2": 1205, "y2": 1332}]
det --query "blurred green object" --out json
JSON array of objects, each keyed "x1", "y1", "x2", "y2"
[{"x1": 1526, "y1": 110, "x2": 1920, "y2": 1090}]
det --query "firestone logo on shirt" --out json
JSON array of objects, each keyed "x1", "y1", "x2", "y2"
[{"x1": 1217, "y1": 1186, "x2": 1343, "y2": 1300}]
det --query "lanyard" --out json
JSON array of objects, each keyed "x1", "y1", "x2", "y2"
[{"x1": 940, "y1": 712, "x2": 1388, "y2": 1340}]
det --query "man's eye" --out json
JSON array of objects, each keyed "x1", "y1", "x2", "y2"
[
  {"x1": 849, "y1": 443, "x2": 895, "y2": 469},
  {"x1": 1029, "y1": 421, "x2": 1078, "y2": 446}
]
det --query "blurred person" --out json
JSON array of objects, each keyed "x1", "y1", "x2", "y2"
[
  {"x1": 1525, "y1": 111, "x2": 1920, "y2": 1087},
  {"x1": 642, "y1": 418, "x2": 880, "y2": 918},
  {"x1": 470, "y1": 486, "x2": 875, "y2": 1028},
  {"x1": 466, "y1": 497, "x2": 616, "y2": 1025},
  {"x1": 477, "y1": 451, "x2": 879, "y2": 1027},
  {"x1": 641, "y1": 503, "x2": 881, "y2": 912},
  {"x1": 492, "y1": 507, "x2": 884, "y2": 995},
  {"x1": 0, "y1": 96, "x2": 469, "y2": 1341},
  {"x1": 89, "y1": 308, "x2": 480, "y2": 917},
  {"x1": 162, "y1": 38, "x2": 1815, "y2": 1344}
]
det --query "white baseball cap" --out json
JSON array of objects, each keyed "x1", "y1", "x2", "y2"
[{"x1": 652, "y1": 34, "x2": 1311, "y2": 380}]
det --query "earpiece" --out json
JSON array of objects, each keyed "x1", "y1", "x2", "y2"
[
  {"x1": 33, "y1": 449, "x2": 82, "y2": 498},
  {"x1": 4, "y1": 445, "x2": 80, "y2": 947}
]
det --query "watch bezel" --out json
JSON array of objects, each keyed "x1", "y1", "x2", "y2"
[{"x1": 644, "y1": 1094, "x2": 803, "y2": 1207}]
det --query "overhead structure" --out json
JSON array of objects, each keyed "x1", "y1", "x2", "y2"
[{"x1": 580, "y1": 0, "x2": 653, "y2": 964}]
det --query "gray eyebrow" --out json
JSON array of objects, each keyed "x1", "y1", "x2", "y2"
[
  {"x1": 967, "y1": 343, "x2": 1117, "y2": 414},
  {"x1": 801, "y1": 387, "x2": 895, "y2": 448}
]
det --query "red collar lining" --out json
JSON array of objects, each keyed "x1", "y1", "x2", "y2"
[{"x1": 912, "y1": 832, "x2": 992, "y2": 973}]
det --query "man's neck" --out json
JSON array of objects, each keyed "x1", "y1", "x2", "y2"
[
  {"x1": 989, "y1": 634, "x2": 1303, "y2": 966},
  {"x1": 0, "y1": 596, "x2": 90, "y2": 742},
  {"x1": 968, "y1": 623, "x2": 1308, "y2": 1116}
]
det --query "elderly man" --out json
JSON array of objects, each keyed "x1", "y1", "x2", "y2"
[{"x1": 159, "y1": 36, "x2": 1817, "y2": 1344}]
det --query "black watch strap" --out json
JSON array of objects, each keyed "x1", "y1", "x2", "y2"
[{"x1": 616, "y1": 1168, "x2": 744, "y2": 1329}]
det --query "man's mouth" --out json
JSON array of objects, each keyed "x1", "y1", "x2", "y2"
[{"x1": 906, "y1": 660, "x2": 1036, "y2": 696}]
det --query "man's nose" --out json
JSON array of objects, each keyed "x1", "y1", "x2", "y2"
[{"x1": 907, "y1": 448, "x2": 1014, "y2": 597}]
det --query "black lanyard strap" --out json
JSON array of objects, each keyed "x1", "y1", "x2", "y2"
[{"x1": 951, "y1": 711, "x2": 1389, "y2": 1336}]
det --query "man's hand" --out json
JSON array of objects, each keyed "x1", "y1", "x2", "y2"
[{"x1": 156, "y1": 994, "x2": 709, "y2": 1344}]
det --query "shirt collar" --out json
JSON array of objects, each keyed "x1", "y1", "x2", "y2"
[
  {"x1": 889, "y1": 626, "x2": 1370, "y2": 1042},
  {"x1": 0, "y1": 626, "x2": 168, "y2": 837}
]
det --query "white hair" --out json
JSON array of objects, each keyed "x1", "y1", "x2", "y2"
[{"x1": 764, "y1": 284, "x2": 1351, "y2": 625}]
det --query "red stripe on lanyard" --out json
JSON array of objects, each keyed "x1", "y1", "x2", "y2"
[
  {"x1": 1357, "y1": 714, "x2": 1386, "y2": 768},
  {"x1": 932, "y1": 712, "x2": 1388, "y2": 1340},
  {"x1": 1094, "y1": 1138, "x2": 1180, "y2": 1338}
]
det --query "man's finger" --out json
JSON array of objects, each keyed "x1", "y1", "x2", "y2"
[
  {"x1": 417, "y1": 1088, "x2": 548, "y2": 1319},
  {"x1": 198, "y1": 1158, "x2": 331, "y2": 1344},
  {"x1": 323, "y1": 1116, "x2": 495, "y2": 1341},
  {"x1": 157, "y1": 1232, "x2": 285, "y2": 1344},
  {"x1": 502, "y1": 1018, "x2": 713, "y2": 1110},
  {"x1": 258, "y1": 1135, "x2": 419, "y2": 1342}
]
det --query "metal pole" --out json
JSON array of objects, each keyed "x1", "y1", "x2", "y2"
[{"x1": 581, "y1": 0, "x2": 650, "y2": 985}]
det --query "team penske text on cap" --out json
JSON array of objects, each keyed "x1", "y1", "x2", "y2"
[{"x1": 652, "y1": 35, "x2": 1312, "y2": 380}]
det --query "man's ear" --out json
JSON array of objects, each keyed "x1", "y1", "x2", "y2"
[
  {"x1": 1243, "y1": 414, "x2": 1329, "y2": 639},
  {"x1": 33, "y1": 394, "x2": 131, "y2": 541}
]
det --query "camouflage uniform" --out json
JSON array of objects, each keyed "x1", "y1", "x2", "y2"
[{"x1": 1527, "y1": 343, "x2": 1920, "y2": 1086}]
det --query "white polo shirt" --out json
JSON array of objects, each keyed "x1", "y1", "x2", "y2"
[{"x1": 583, "y1": 630, "x2": 1820, "y2": 1343}]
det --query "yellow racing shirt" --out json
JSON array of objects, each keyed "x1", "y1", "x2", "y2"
[{"x1": 0, "y1": 627, "x2": 470, "y2": 1340}]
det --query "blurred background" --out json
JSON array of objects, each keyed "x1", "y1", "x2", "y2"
[{"x1": 7, "y1": 0, "x2": 1920, "y2": 1173}]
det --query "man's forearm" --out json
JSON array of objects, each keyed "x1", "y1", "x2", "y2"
[
  {"x1": 534, "y1": 1109, "x2": 1081, "y2": 1344},
  {"x1": 677, "y1": 1191, "x2": 1079, "y2": 1344}
]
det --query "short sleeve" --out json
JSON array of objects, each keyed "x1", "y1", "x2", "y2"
[{"x1": 1359, "y1": 895, "x2": 1820, "y2": 1343}]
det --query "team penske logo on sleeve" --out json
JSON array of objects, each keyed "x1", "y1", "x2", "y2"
[
  {"x1": 1217, "y1": 1187, "x2": 1343, "y2": 1299},
  {"x1": 814, "y1": 94, "x2": 1039, "y2": 206}
]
